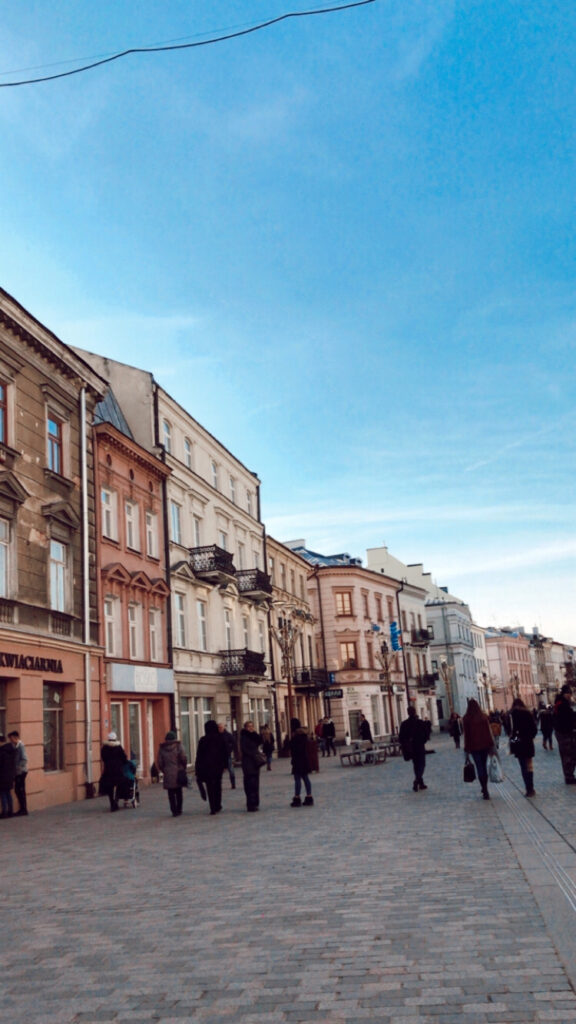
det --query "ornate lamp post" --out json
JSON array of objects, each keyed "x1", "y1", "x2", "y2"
[
  {"x1": 270, "y1": 604, "x2": 315, "y2": 730},
  {"x1": 375, "y1": 639, "x2": 396, "y2": 736},
  {"x1": 440, "y1": 659, "x2": 455, "y2": 716}
]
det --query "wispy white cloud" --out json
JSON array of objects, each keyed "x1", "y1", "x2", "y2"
[{"x1": 437, "y1": 539, "x2": 576, "y2": 579}]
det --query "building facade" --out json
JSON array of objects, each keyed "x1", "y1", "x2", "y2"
[
  {"x1": 94, "y1": 400, "x2": 173, "y2": 779},
  {"x1": 0, "y1": 290, "x2": 107, "y2": 808}
]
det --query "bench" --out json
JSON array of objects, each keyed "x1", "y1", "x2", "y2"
[{"x1": 340, "y1": 743, "x2": 389, "y2": 767}]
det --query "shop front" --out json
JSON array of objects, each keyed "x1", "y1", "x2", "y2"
[
  {"x1": 103, "y1": 663, "x2": 174, "y2": 781},
  {"x1": 0, "y1": 636, "x2": 104, "y2": 810}
]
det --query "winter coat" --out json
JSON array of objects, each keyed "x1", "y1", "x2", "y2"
[
  {"x1": 290, "y1": 728, "x2": 310, "y2": 775},
  {"x1": 553, "y1": 697, "x2": 576, "y2": 735},
  {"x1": 462, "y1": 710, "x2": 494, "y2": 753},
  {"x1": 100, "y1": 740, "x2": 128, "y2": 795},
  {"x1": 0, "y1": 741, "x2": 17, "y2": 790},
  {"x1": 399, "y1": 715, "x2": 428, "y2": 757},
  {"x1": 322, "y1": 720, "x2": 336, "y2": 740},
  {"x1": 157, "y1": 739, "x2": 187, "y2": 790},
  {"x1": 261, "y1": 727, "x2": 275, "y2": 756},
  {"x1": 240, "y1": 728, "x2": 263, "y2": 775},
  {"x1": 510, "y1": 707, "x2": 537, "y2": 759},
  {"x1": 539, "y1": 709, "x2": 554, "y2": 737},
  {"x1": 195, "y1": 722, "x2": 229, "y2": 782},
  {"x1": 359, "y1": 719, "x2": 373, "y2": 743}
]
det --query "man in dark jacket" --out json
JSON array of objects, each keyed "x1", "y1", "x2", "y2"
[
  {"x1": 289, "y1": 718, "x2": 313, "y2": 807},
  {"x1": 553, "y1": 685, "x2": 576, "y2": 784},
  {"x1": 359, "y1": 714, "x2": 373, "y2": 744},
  {"x1": 0, "y1": 734, "x2": 17, "y2": 817},
  {"x1": 399, "y1": 706, "x2": 428, "y2": 792},
  {"x1": 195, "y1": 721, "x2": 229, "y2": 815}
]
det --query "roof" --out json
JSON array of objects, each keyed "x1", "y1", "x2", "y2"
[{"x1": 94, "y1": 387, "x2": 134, "y2": 438}]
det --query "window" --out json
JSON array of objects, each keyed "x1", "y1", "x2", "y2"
[
  {"x1": 47, "y1": 416, "x2": 63, "y2": 474},
  {"x1": 237, "y1": 541, "x2": 245, "y2": 569},
  {"x1": 224, "y1": 608, "x2": 233, "y2": 650},
  {"x1": 50, "y1": 540, "x2": 66, "y2": 611},
  {"x1": 247, "y1": 490, "x2": 253, "y2": 516},
  {"x1": 375, "y1": 595, "x2": 383, "y2": 622},
  {"x1": 163, "y1": 420, "x2": 172, "y2": 453},
  {"x1": 363, "y1": 594, "x2": 369, "y2": 618},
  {"x1": 128, "y1": 702, "x2": 142, "y2": 768},
  {"x1": 174, "y1": 594, "x2": 186, "y2": 647},
  {"x1": 280, "y1": 564, "x2": 287, "y2": 591},
  {"x1": 149, "y1": 607, "x2": 162, "y2": 662},
  {"x1": 184, "y1": 437, "x2": 193, "y2": 469},
  {"x1": 242, "y1": 615, "x2": 250, "y2": 648},
  {"x1": 101, "y1": 488, "x2": 118, "y2": 540},
  {"x1": 125, "y1": 500, "x2": 140, "y2": 551},
  {"x1": 335, "y1": 592, "x2": 353, "y2": 616},
  {"x1": 0, "y1": 518, "x2": 10, "y2": 598},
  {"x1": 290, "y1": 569, "x2": 295, "y2": 594},
  {"x1": 0, "y1": 382, "x2": 7, "y2": 445},
  {"x1": 230, "y1": 476, "x2": 236, "y2": 503},
  {"x1": 197, "y1": 600, "x2": 208, "y2": 651},
  {"x1": 300, "y1": 575, "x2": 305, "y2": 600},
  {"x1": 387, "y1": 597, "x2": 394, "y2": 620},
  {"x1": 43, "y1": 684, "x2": 65, "y2": 771},
  {"x1": 211, "y1": 460, "x2": 219, "y2": 489},
  {"x1": 180, "y1": 696, "x2": 213, "y2": 762},
  {"x1": 340, "y1": 641, "x2": 357, "y2": 669},
  {"x1": 218, "y1": 530, "x2": 228, "y2": 551},
  {"x1": 128, "y1": 603, "x2": 143, "y2": 659},
  {"x1": 269, "y1": 557, "x2": 275, "y2": 583},
  {"x1": 104, "y1": 596, "x2": 121, "y2": 657},
  {"x1": 192, "y1": 515, "x2": 201, "y2": 547},
  {"x1": 110, "y1": 703, "x2": 123, "y2": 743},
  {"x1": 170, "y1": 501, "x2": 182, "y2": 544},
  {"x1": 0, "y1": 681, "x2": 6, "y2": 736},
  {"x1": 253, "y1": 549, "x2": 260, "y2": 569},
  {"x1": 146, "y1": 511, "x2": 158, "y2": 558},
  {"x1": 258, "y1": 621, "x2": 266, "y2": 655}
]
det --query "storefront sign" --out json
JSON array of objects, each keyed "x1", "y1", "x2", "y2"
[
  {"x1": 324, "y1": 688, "x2": 343, "y2": 699},
  {"x1": 0, "y1": 652, "x2": 63, "y2": 673}
]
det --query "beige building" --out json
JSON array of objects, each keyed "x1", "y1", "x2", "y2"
[{"x1": 74, "y1": 353, "x2": 272, "y2": 760}]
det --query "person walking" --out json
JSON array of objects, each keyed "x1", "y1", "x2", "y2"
[
  {"x1": 322, "y1": 717, "x2": 336, "y2": 757},
  {"x1": 0, "y1": 734, "x2": 17, "y2": 818},
  {"x1": 99, "y1": 731, "x2": 128, "y2": 812},
  {"x1": 217, "y1": 722, "x2": 236, "y2": 789},
  {"x1": 315, "y1": 718, "x2": 326, "y2": 758},
  {"x1": 156, "y1": 730, "x2": 188, "y2": 817},
  {"x1": 399, "y1": 706, "x2": 428, "y2": 792},
  {"x1": 489, "y1": 711, "x2": 503, "y2": 750},
  {"x1": 195, "y1": 721, "x2": 229, "y2": 815},
  {"x1": 553, "y1": 685, "x2": 576, "y2": 784},
  {"x1": 539, "y1": 705, "x2": 554, "y2": 750},
  {"x1": 462, "y1": 698, "x2": 495, "y2": 800},
  {"x1": 240, "y1": 721, "x2": 264, "y2": 812},
  {"x1": 510, "y1": 698, "x2": 538, "y2": 797},
  {"x1": 289, "y1": 718, "x2": 314, "y2": 807},
  {"x1": 359, "y1": 713, "x2": 373, "y2": 744},
  {"x1": 448, "y1": 712, "x2": 462, "y2": 749},
  {"x1": 261, "y1": 723, "x2": 275, "y2": 771},
  {"x1": 8, "y1": 731, "x2": 28, "y2": 815}
]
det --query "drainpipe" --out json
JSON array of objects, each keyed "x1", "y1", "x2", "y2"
[
  {"x1": 154, "y1": 382, "x2": 176, "y2": 732},
  {"x1": 395, "y1": 580, "x2": 411, "y2": 705},
  {"x1": 312, "y1": 566, "x2": 329, "y2": 714},
  {"x1": 80, "y1": 386, "x2": 95, "y2": 797}
]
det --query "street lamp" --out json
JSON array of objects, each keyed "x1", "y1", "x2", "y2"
[
  {"x1": 376, "y1": 639, "x2": 396, "y2": 736},
  {"x1": 270, "y1": 604, "x2": 315, "y2": 729},
  {"x1": 440, "y1": 659, "x2": 455, "y2": 716}
]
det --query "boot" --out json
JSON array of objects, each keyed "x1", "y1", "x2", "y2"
[
  {"x1": 481, "y1": 783, "x2": 490, "y2": 800},
  {"x1": 525, "y1": 772, "x2": 535, "y2": 797},
  {"x1": 303, "y1": 795, "x2": 314, "y2": 806},
  {"x1": 290, "y1": 796, "x2": 302, "y2": 807}
]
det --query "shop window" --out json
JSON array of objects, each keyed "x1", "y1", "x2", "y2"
[
  {"x1": 180, "y1": 696, "x2": 213, "y2": 762},
  {"x1": 110, "y1": 703, "x2": 123, "y2": 742},
  {"x1": 128, "y1": 702, "x2": 142, "y2": 767},
  {"x1": 43, "y1": 684, "x2": 65, "y2": 771}
]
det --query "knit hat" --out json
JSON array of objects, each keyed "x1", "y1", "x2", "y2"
[
  {"x1": 108, "y1": 731, "x2": 117, "y2": 741},
  {"x1": 165, "y1": 730, "x2": 177, "y2": 741}
]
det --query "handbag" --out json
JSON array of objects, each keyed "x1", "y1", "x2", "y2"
[
  {"x1": 177, "y1": 768, "x2": 189, "y2": 788},
  {"x1": 488, "y1": 753, "x2": 503, "y2": 783},
  {"x1": 463, "y1": 756, "x2": 476, "y2": 783},
  {"x1": 253, "y1": 750, "x2": 267, "y2": 769},
  {"x1": 509, "y1": 735, "x2": 524, "y2": 758}
]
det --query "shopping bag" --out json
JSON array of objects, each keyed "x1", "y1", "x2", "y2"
[{"x1": 488, "y1": 753, "x2": 503, "y2": 783}]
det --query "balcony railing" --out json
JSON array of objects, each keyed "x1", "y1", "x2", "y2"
[
  {"x1": 189, "y1": 545, "x2": 236, "y2": 580},
  {"x1": 0, "y1": 599, "x2": 14, "y2": 624},
  {"x1": 236, "y1": 568, "x2": 273, "y2": 598},
  {"x1": 220, "y1": 648, "x2": 266, "y2": 677},
  {"x1": 293, "y1": 667, "x2": 331, "y2": 689},
  {"x1": 416, "y1": 672, "x2": 438, "y2": 690},
  {"x1": 411, "y1": 628, "x2": 432, "y2": 646}
]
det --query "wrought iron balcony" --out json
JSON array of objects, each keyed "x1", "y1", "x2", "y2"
[
  {"x1": 220, "y1": 648, "x2": 267, "y2": 677},
  {"x1": 236, "y1": 568, "x2": 273, "y2": 600},
  {"x1": 293, "y1": 667, "x2": 331, "y2": 690},
  {"x1": 416, "y1": 672, "x2": 438, "y2": 691},
  {"x1": 189, "y1": 545, "x2": 236, "y2": 584},
  {"x1": 411, "y1": 628, "x2": 432, "y2": 646}
]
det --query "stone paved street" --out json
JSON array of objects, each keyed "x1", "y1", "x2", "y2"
[{"x1": 3, "y1": 733, "x2": 576, "y2": 1023}]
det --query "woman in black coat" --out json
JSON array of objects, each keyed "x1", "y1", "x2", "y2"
[
  {"x1": 289, "y1": 718, "x2": 313, "y2": 807},
  {"x1": 510, "y1": 698, "x2": 537, "y2": 797},
  {"x1": 240, "y1": 721, "x2": 264, "y2": 812},
  {"x1": 195, "y1": 720, "x2": 229, "y2": 815},
  {"x1": 100, "y1": 732, "x2": 128, "y2": 812}
]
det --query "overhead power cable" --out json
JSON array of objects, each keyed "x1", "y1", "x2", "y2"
[{"x1": 0, "y1": 0, "x2": 376, "y2": 88}]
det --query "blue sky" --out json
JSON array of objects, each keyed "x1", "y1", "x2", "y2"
[{"x1": 1, "y1": 1, "x2": 574, "y2": 640}]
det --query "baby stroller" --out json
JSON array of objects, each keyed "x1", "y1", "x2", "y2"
[{"x1": 122, "y1": 759, "x2": 140, "y2": 808}]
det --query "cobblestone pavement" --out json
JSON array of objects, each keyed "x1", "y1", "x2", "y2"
[{"x1": 3, "y1": 734, "x2": 576, "y2": 1023}]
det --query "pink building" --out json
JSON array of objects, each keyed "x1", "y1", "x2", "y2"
[
  {"x1": 94, "y1": 412, "x2": 174, "y2": 780},
  {"x1": 486, "y1": 629, "x2": 535, "y2": 709}
]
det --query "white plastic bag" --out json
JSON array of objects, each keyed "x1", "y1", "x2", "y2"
[{"x1": 488, "y1": 753, "x2": 503, "y2": 783}]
